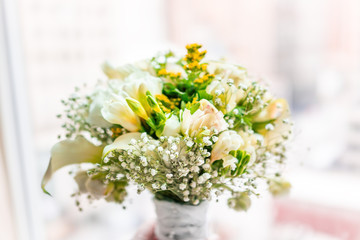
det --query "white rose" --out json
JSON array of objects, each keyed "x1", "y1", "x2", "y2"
[
  {"x1": 120, "y1": 71, "x2": 162, "y2": 100},
  {"x1": 87, "y1": 86, "x2": 113, "y2": 128},
  {"x1": 210, "y1": 130, "x2": 244, "y2": 163},
  {"x1": 88, "y1": 67, "x2": 163, "y2": 128},
  {"x1": 206, "y1": 80, "x2": 245, "y2": 113},
  {"x1": 109, "y1": 71, "x2": 163, "y2": 115},
  {"x1": 207, "y1": 61, "x2": 248, "y2": 86},
  {"x1": 162, "y1": 114, "x2": 181, "y2": 136},
  {"x1": 205, "y1": 61, "x2": 250, "y2": 113},
  {"x1": 101, "y1": 94, "x2": 141, "y2": 132}
]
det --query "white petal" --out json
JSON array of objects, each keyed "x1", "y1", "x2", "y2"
[
  {"x1": 42, "y1": 136, "x2": 104, "y2": 194},
  {"x1": 102, "y1": 132, "x2": 142, "y2": 158},
  {"x1": 162, "y1": 115, "x2": 181, "y2": 136},
  {"x1": 101, "y1": 95, "x2": 141, "y2": 132}
]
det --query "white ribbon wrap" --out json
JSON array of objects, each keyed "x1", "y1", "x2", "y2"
[{"x1": 154, "y1": 198, "x2": 209, "y2": 240}]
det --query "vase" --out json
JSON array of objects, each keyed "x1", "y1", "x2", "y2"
[{"x1": 153, "y1": 198, "x2": 209, "y2": 240}]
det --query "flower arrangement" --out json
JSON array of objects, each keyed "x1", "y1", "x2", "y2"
[{"x1": 42, "y1": 44, "x2": 292, "y2": 211}]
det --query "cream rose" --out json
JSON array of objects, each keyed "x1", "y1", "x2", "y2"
[
  {"x1": 206, "y1": 61, "x2": 251, "y2": 113},
  {"x1": 181, "y1": 99, "x2": 228, "y2": 137},
  {"x1": 253, "y1": 99, "x2": 292, "y2": 146},
  {"x1": 210, "y1": 130, "x2": 244, "y2": 163}
]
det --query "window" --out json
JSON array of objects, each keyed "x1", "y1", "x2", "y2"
[{"x1": 2, "y1": 0, "x2": 360, "y2": 239}]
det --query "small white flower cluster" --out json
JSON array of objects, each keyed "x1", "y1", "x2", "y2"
[
  {"x1": 100, "y1": 133, "x2": 255, "y2": 205},
  {"x1": 58, "y1": 87, "x2": 115, "y2": 144},
  {"x1": 96, "y1": 130, "x2": 279, "y2": 209}
]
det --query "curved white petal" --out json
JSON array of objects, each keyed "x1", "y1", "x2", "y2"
[
  {"x1": 102, "y1": 132, "x2": 142, "y2": 158},
  {"x1": 210, "y1": 130, "x2": 244, "y2": 163},
  {"x1": 162, "y1": 115, "x2": 181, "y2": 136},
  {"x1": 101, "y1": 95, "x2": 141, "y2": 132},
  {"x1": 41, "y1": 136, "x2": 104, "y2": 194}
]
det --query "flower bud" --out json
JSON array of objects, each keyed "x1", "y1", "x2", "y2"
[
  {"x1": 146, "y1": 91, "x2": 162, "y2": 113},
  {"x1": 269, "y1": 179, "x2": 291, "y2": 196},
  {"x1": 228, "y1": 192, "x2": 251, "y2": 211},
  {"x1": 126, "y1": 97, "x2": 149, "y2": 120}
]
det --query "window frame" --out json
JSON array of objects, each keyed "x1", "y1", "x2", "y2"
[{"x1": 0, "y1": 0, "x2": 43, "y2": 239}]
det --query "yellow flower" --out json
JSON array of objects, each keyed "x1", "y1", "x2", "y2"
[
  {"x1": 186, "y1": 43, "x2": 202, "y2": 50},
  {"x1": 156, "y1": 94, "x2": 176, "y2": 111},
  {"x1": 201, "y1": 64, "x2": 208, "y2": 71},
  {"x1": 194, "y1": 78, "x2": 204, "y2": 84},
  {"x1": 183, "y1": 44, "x2": 208, "y2": 72},
  {"x1": 158, "y1": 68, "x2": 167, "y2": 76}
]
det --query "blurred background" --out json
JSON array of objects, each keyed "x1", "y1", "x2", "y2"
[{"x1": 1, "y1": 0, "x2": 360, "y2": 239}]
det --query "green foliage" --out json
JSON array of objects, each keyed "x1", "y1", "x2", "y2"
[
  {"x1": 162, "y1": 82, "x2": 186, "y2": 100},
  {"x1": 150, "y1": 51, "x2": 175, "y2": 73},
  {"x1": 190, "y1": 102, "x2": 200, "y2": 114},
  {"x1": 145, "y1": 91, "x2": 167, "y2": 138},
  {"x1": 252, "y1": 119, "x2": 275, "y2": 132},
  {"x1": 197, "y1": 90, "x2": 213, "y2": 101},
  {"x1": 155, "y1": 190, "x2": 186, "y2": 204},
  {"x1": 268, "y1": 178, "x2": 291, "y2": 196},
  {"x1": 151, "y1": 44, "x2": 214, "y2": 110},
  {"x1": 229, "y1": 150, "x2": 251, "y2": 177},
  {"x1": 211, "y1": 150, "x2": 250, "y2": 178},
  {"x1": 227, "y1": 192, "x2": 251, "y2": 211},
  {"x1": 226, "y1": 106, "x2": 252, "y2": 130}
]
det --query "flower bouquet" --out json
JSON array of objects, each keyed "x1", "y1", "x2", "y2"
[{"x1": 42, "y1": 44, "x2": 292, "y2": 240}]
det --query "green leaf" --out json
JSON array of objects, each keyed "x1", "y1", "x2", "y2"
[
  {"x1": 180, "y1": 101, "x2": 186, "y2": 110},
  {"x1": 228, "y1": 192, "x2": 251, "y2": 211},
  {"x1": 229, "y1": 150, "x2": 251, "y2": 177},
  {"x1": 41, "y1": 136, "x2": 105, "y2": 195},
  {"x1": 269, "y1": 179, "x2": 291, "y2": 196},
  {"x1": 155, "y1": 190, "x2": 185, "y2": 204},
  {"x1": 197, "y1": 90, "x2": 213, "y2": 101},
  {"x1": 211, "y1": 159, "x2": 223, "y2": 170},
  {"x1": 252, "y1": 119, "x2": 275, "y2": 132},
  {"x1": 190, "y1": 102, "x2": 200, "y2": 114},
  {"x1": 163, "y1": 83, "x2": 184, "y2": 98},
  {"x1": 155, "y1": 125, "x2": 165, "y2": 138}
]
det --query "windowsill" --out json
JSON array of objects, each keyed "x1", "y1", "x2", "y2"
[{"x1": 286, "y1": 168, "x2": 360, "y2": 211}]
